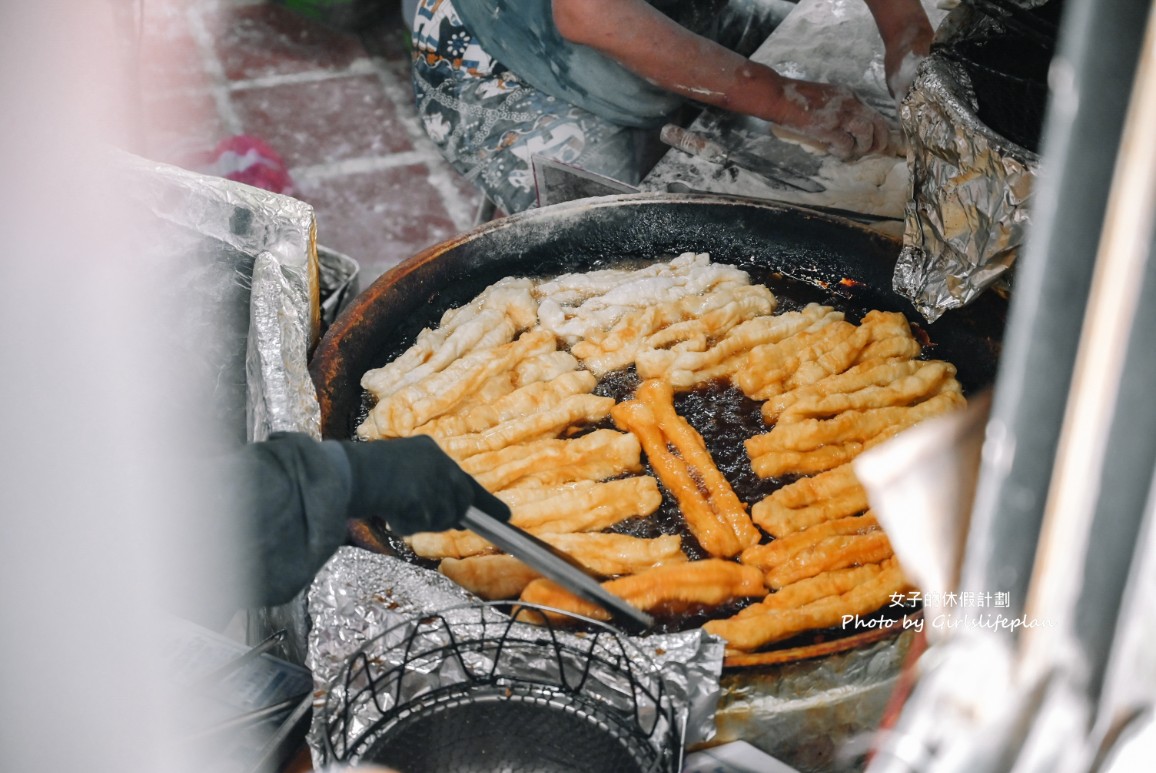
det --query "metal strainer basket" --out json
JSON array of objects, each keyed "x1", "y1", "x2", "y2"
[{"x1": 318, "y1": 602, "x2": 683, "y2": 773}]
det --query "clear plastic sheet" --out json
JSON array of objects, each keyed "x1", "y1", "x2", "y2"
[
  {"x1": 894, "y1": 55, "x2": 1039, "y2": 322},
  {"x1": 304, "y1": 547, "x2": 727, "y2": 768}
]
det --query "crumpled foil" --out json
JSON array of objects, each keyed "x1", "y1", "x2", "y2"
[
  {"x1": 894, "y1": 55, "x2": 1039, "y2": 322},
  {"x1": 115, "y1": 151, "x2": 321, "y2": 444},
  {"x1": 247, "y1": 251, "x2": 321, "y2": 440},
  {"x1": 305, "y1": 547, "x2": 726, "y2": 769}
]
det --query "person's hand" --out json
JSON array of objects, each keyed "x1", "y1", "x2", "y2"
[
  {"x1": 339, "y1": 435, "x2": 510, "y2": 534},
  {"x1": 883, "y1": 23, "x2": 933, "y2": 102},
  {"x1": 865, "y1": 0, "x2": 935, "y2": 102},
  {"x1": 773, "y1": 79, "x2": 895, "y2": 160}
]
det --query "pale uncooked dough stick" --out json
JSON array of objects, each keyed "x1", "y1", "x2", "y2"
[
  {"x1": 360, "y1": 276, "x2": 538, "y2": 399},
  {"x1": 437, "y1": 394, "x2": 616, "y2": 460},
  {"x1": 414, "y1": 370, "x2": 598, "y2": 438},
  {"x1": 360, "y1": 328, "x2": 556, "y2": 438}
]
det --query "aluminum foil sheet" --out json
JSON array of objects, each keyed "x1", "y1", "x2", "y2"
[
  {"x1": 247, "y1": 252, "x2": 321, "y2": 440},
  {"x1": 305, "y1": 547, "x2": 726, "y2": 768},
  {"x1": 894, "y1": 55, "x2": 1039, "y2": 322},
  {"x1": 115, "y1": 151, "x2": 321, "y2": 444},
  {"x1": 713, "y1": 631, "x2": 916, "y2": 773}
]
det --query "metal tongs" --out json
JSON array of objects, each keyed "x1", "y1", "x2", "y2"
[{"x1": 462, "y1": 505, "x2": 655, "y2": 634}]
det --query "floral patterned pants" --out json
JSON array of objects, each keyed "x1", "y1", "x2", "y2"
[{"x1": 410, "y1": 0, "x2": 650, "y2": 214}]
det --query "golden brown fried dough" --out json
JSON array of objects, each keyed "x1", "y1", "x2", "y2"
[
  {"x1": 763, "y1": 530, "x2": 895, "y2": 589},
  {"x1": 762, "y1": 359, "x2": 925, "y2": 423},
  {"x1": 636, "y1": 380, "x2": 761, "y2": 550},
  {"x1": 508, "y1": 476, "x2": 663, "y2": 533},
  {"x1": 753, "y1": 480, "x2": 871, "y2": 537},
  {"x1": 704, "y1": 559, "x2": 908, "y2": 651},
  {"x1": 407, "y1": 530, "x2": 496, "y2": 560},
  {"x1": 437, "y1": 394, "x2": 615, "y2": 460},
  {"x1": 465, "y1": 429, "x2": 643, "y2": 491},
  {"x1": 778, "y1": 361, "x2": 958, "y2": 423},
  {"x1": 612, "y1": 400, "x2": 745, "y2": 558},
  {"x1": 519, "y1": 559, "x2": 767, "y2": 623},
  {"x1": 439, "y1": 554, "x2": 541, "y2": 600},
  {"x1": 740, "y1": 513, "x2": 879, "y2": 571},
  {"x1": 742, "y1": 561, "x2": 891, "y2": 613},
  {"x1": 541, "y1": 533, "x2": 687, "y2": 577},
  {"x1": 755, "y1": 391, "x2": 967, "y2": 453}
]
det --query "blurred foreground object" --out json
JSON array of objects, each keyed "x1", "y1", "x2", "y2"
[{"x1": 866, "y1": 0, "x2": 1156, "y2": 770}]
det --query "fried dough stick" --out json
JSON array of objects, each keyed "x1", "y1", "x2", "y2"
[
  {"x1": 751, "y1": 391, "x2": 967, "y2": 454},
  {"x1": 464, "y1": 429, "x2": 643, "y2": 491},
  {"x1": 745, "y1": 561, "x2": 891, "y2": 612},
  {"x1": 359, "y1": 328, "x2": 556, "y2": 439},
  {"x1": 772, "y1": 362, "x2": 960, "y2": 426},
  {"x1": 437, "y1": 393, "x2": 616, "y2": 461},
  {"x1": 360, "y1": 276, "x2": 537, "y2": 399},
  {"x1": 749, "y1": 440, "x2": 873, "y2": 479},
  {"x1": 519, "y1": 559, "x2": 767, "y2": 623},
  {"x1": 507, "y1": 476, "x2": 662, "y2": 532},
  {"x1": 611, "y1": 400, "x2": 744, "y2": 558},
  {"x1": 638, "y1": 316, "x2": 808, "y2": 388},
  {"x1": 408, "y1": 477, "x2": 664, "y2": 560},
  {"x1": 762, "y1": 359, "x2": 927, "y2": 423},
  {"x1": 408, "y1": 530, "x2": 495, "y2": 560},
  {"x1": 414, "y1": 370, "x2": 598, "y2": 439},
  {"x1": 751, "y1": 464, "x2": 869, "y2": 536},
  {"x1": 736, "y1": 321, "x2": 859, "y2": 399},
  {"x1": 574, "y1": 285, "x2": 776, "y2": 376},
  {"x1": 439, "y1": 533, "x2": 688, "y2": 600},
  {"x1": 737, "y1": 310, "x2": 923, "y2": 402},
  {"x1": 704, "y1": 559, "x2": 909, "y2": 651},
  {"x1": 362, "y1": 310, "x2": 516, "y2": 400},
  {"x1": 740, "y1": 513, "x2": 880, "y2": 570},
  {"x1": 440, "y1": 554, "x2": 541, "y2": 600},
  {"x1": 542, "y1": 533, "x2": 687, "y2": 576},
  {"x1": 636, "y1": 380, "x2": 761, "y2": 549},
  {"x1": 763, "y1": 530, "x2": 895, "y2": 589},
  {"x1": 416, "y1": 531, "x2": 685, "y2": 572}
]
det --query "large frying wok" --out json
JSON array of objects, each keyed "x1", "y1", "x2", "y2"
[
  {"x1": 309, "y1": 192, "x2": 1006, "y2": 771},
  {"x1": 312, "y1": 193, "x2": 1003, "y2": 438}
]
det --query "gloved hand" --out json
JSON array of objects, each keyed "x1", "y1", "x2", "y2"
[
  {"x1": 338, "y1": 435, "x2": 510, "y2": 535},
  {"x1": 773, "y1": 80, "x2": 895, "y2": 160}
]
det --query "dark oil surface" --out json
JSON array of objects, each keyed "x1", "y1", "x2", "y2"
[{"x1": 350, "y1": 262, "x2": 946, "y2": 643}]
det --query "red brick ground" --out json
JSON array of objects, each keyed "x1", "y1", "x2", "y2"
[{"x1": 135, "y1": 0, "x2": 483, "y2": 287}]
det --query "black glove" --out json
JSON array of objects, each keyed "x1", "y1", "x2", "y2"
[{"x1": 338, "y1": 435, "x2": 510, "y2": 535}]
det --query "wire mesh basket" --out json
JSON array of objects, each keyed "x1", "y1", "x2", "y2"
[{"x1": 319, "y1": 602, "x2": 683, "y2": 773}]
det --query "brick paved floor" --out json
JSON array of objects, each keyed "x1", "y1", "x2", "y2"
[{"x1": 135, "y1": 0, "x2": 482, "y2": 288}]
